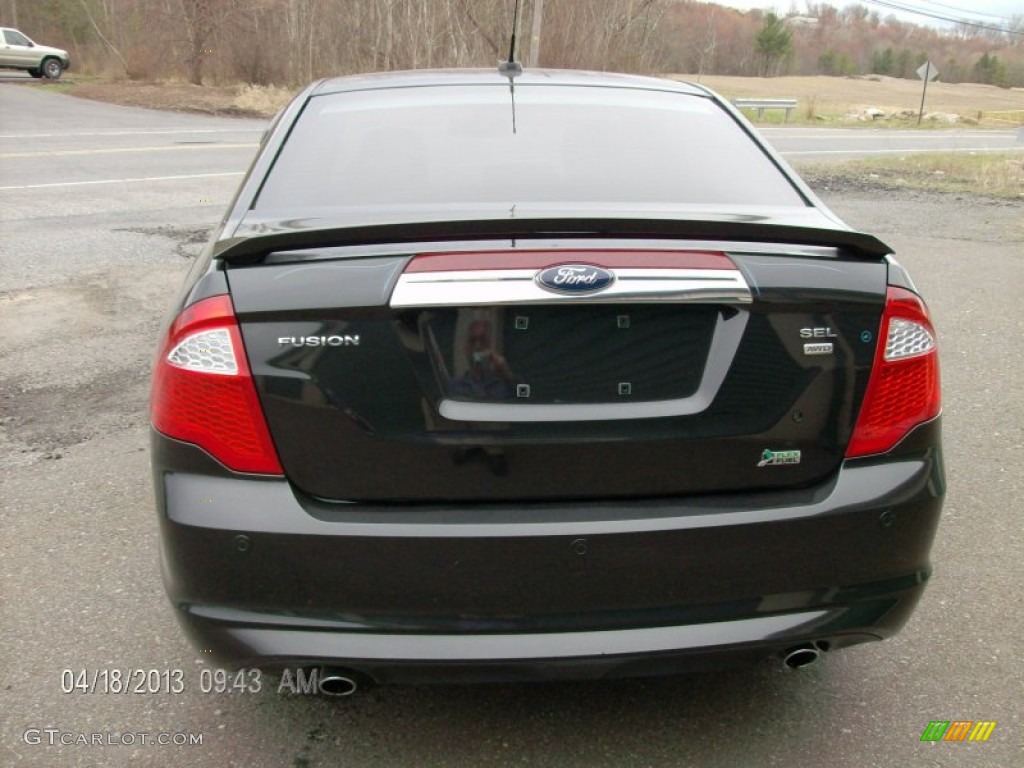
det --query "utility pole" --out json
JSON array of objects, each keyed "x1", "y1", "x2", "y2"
[{"x1": 528, "y1": 0, "x2": 543, "y2": 68}]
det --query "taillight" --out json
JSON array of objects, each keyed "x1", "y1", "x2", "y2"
[
  {"x1": 846, "y1": 287, "x2": 940, "y2": 458},
  {"x1": 150, "y1": 294, "x2": 283, "y2": 475}
]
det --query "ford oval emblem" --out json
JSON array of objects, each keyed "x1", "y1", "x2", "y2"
[{"x1": 535, "y1": 264, "x2": 615, "y2": 295}]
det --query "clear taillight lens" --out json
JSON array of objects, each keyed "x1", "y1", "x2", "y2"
[
  {"x1": 167, "y1": 328, "x2": 238, "y2": 374},
  {"x1": 846, "y1": 287, "x2": 941, "y2": 458},
  {"x1": 885, "y1": 317, "x2": 935, "y2": 361},
  {"x1": 150, "y1": 294, "x2": 283, "y2": 475}
]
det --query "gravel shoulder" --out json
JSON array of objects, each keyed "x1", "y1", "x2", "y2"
[{"x1": 814, "y1": 185, "x2": 1024, "y2": 242}]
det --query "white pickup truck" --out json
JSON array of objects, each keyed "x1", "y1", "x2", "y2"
[{"x1": 0, "y1": 27, "x2": 70, "y2": 79}]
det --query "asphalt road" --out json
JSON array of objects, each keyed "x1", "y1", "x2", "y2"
[{"x1": 1, "y1": 84, "x2": 1022, "y2": 768}]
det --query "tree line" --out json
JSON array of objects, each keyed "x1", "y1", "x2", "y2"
[
  {"x1": 2, "y1": 0, "x2": 1022, "y2": 87},
  {"x1": 666, "y1": 2, "x2": 1023, "y2": 86}
]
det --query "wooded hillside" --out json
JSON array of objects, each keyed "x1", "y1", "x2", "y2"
[{"x1": 3, "y1": 0, "x2": 1022, "y2": 87}]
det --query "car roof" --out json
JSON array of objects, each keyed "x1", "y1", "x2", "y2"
[{"x1": 312, "y1": 69, "x2": 711, "y2": 98}]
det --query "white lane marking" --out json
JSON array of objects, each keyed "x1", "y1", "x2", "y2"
[
  {"x1": 0, "y1": 128, "x2": 264, "y2": 139},
  {"x1": 768, "y1": 136, "x2": 1015, "y2": 145},
  {"x1": 0, "y1": 171, "x2": 244, "y2": 191},
  {"x1": 782, "y1": 146, "x2": 1024, "y2": 156},
  {"x1": 1, "y1": 143, "x2": 258, "y2": 159}
]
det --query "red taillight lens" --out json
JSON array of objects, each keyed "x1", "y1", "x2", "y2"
[
  {"x1": 150, "y1": 294, "x2": 283, "y2": 475},
  {"x1": 846, "y1": 287, "x2": 941, "y2": 458}
]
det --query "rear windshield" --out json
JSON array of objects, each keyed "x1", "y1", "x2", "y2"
[{"x1": 255, "y1": 84, "x2": 806, "y2": 210}]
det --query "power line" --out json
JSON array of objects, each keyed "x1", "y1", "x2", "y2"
[
  {"x1": 865, "y1": 0, "x2": 1013, "y2": 28},
  {"x1": 913, "y1": 0, "x2": 1012, "y2": 23},
  {"x1": 862, "y1": 0, "x2": 1024, "y2": 36}
]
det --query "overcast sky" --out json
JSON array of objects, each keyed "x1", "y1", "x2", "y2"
[{"x1": 711, "y1": 0, "x2": 1022, "y2": 28}]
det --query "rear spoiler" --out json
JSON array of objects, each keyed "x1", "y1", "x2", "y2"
[{"x1": 213, "y1": 216, "x2": 892, "y2": 264}]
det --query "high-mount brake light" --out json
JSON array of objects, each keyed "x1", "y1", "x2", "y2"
[
  {"x1": 846, "y1": 287, "x2": 940, "y2": 458},
  {"x1": 150, "y1": 294, "x2": 283, "y2": 475}
]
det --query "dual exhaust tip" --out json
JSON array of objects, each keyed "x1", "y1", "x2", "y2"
[
  {"x1": 782, "y1": 642, "x2": 827, "y2": 669},
  {"x1": 316, "y1": 668, "x2": 360, "y2": 697}
]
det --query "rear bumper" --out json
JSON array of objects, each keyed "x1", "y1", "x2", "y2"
[
  {"x1": 152, "y1": 423, "x2": 943, "y2": 682},
  {"x1": 178, "y1": 596, "x2": 918, "y2": 684}
]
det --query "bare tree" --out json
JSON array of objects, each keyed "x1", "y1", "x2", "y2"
[
  {"x1": 77, "y1": 0, "x2": 132, "y2": 77},
  {"x1": 13, "y1": 0, "x2": 1021, "y2": 88}
]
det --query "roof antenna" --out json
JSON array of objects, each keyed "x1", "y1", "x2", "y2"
[
  {"x1": 499, "y1": 0, "x2": 522, "y2": 134},
  {"x1": 498, "y1": 0, "x2": 523, "y2": 78}
]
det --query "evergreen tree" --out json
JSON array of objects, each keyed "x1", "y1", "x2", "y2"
[
  {"x1": 755, "y1": 13, "x2": 793, "y2": 77},
  {"x1": 871, "y1": 48, "x2": 895, "y2": 75},
  {"x1": 974, "y1": 52, "x2": 1007, "y2": 86},
  {"x1": 818, "y1": 49, "x2": 838, "y2": 76},
  {"x1": 895, "y1": 48, "x2": 915, "y2": 79}
]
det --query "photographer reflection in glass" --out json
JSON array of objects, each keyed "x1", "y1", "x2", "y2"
[{"x1": 449, "y1": 318, "x2": 518, "y2": 401}]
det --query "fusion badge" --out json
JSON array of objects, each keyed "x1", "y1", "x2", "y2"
[
  {"x1": 277, "y1": 335, "x2": 360, "y2": 347},
  {"x1": 535, "y1": 265, "x2": 615, "y2": 295}
]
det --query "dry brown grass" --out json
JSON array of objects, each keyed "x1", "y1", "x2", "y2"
[
  {"x1": 49, "y1": 79, "x2": 295, "y2": 117},
  {"x1": 803, "y1": 152, "x2": 1024, "y2": 199},
  {"x1": 232, "y1": 85, "x2": 295, "y2": 116}
]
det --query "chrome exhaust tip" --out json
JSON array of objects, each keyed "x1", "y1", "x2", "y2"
[
  {"x1": 317, "y1": 668, "x2": 359, "y2": 696},
  {"x1": 782, "y1": 645, "x2": 821, "y2": 669}
]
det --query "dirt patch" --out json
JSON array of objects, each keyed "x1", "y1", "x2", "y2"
[
  {"x1": 116, "y1": 225, "x2": 211, "y2": 258},
  {"x1": 0, "y1": 284, "x2": 141, "y2": 457},
  {"x1": 0, "y1": 259, "x2": 190, "y2": 467}
]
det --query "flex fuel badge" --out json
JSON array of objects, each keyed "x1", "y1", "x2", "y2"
[{"x1": 757, "y1": 449, "x2": 802, "y2": 468}]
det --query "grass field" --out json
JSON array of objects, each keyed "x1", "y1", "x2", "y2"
[{"x1": 671, "y1": 74, "x2": 1024, "y2": 125}]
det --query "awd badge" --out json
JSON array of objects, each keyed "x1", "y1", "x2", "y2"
[
  {"x1": 757, "y1": 449, "x2": 802, "y2": 467},
  {"x1": 803, "y1": 342, "x2": 833, "y2": 356}
]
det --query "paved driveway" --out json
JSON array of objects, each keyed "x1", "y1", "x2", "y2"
[{"x1": 1, "y1": 84, "x2": 1021, "y2": 767}]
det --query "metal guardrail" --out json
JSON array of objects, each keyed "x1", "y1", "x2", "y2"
[{"x1": 731, "y1": 98, "x2": 798, "y2": 121}]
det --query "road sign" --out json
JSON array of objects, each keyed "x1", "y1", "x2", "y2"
[{"x1": 916, "y1": 61, "x2": 939, "y2": 81}]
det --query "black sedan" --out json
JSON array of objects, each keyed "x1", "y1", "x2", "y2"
[{"x1": 150, "y1": 69, "x2": 943, "y2": 695}]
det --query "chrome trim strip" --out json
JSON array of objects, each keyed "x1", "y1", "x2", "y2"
[
  {"x1": 438, "y1": 309, "x2": 747, "y2": 422},
  {"x1": 265, "y1": 240, "x2": 845, "y2": 264},
  {"x1": 390, "y1": 268, "x2": 752, "y2": 307}
]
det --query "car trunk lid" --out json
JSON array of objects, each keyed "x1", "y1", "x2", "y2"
[{"x1": 228, "y1": 235, "x2": 887, "y2": 502}]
